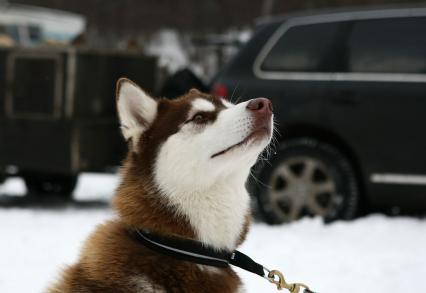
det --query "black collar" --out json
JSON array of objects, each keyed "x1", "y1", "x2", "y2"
[
  {"x1": 129, "y1": 228, "x2": 315, "y2": 293},
  {"x1": 129, "y1": 228, "x2": 266, "y2": 277}
]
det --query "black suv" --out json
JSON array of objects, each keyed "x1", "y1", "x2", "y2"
[{"x1": 212, "y1": 7, "x2": 426, "y2": 224}]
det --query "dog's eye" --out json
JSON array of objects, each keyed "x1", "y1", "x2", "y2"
[
  {"x1": 193, "y1": 113, "x2": 204, "y2": 122},
  {"x1": 185, "y1": 112, "x2": 208, "y2": 124},
  {"x1": 185, "y1": 113, "x2": 205, "y2": 124}
]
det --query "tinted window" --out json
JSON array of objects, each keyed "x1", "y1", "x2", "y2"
[
  {"x1": 261, "y1": 22, "x2": 349, "y2": 72},
  {"x1": 349, "y1": 17, "x2": 426, "y2": 74}
]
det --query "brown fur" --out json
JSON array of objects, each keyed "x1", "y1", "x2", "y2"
[
  {"x1": 48, "y1": 84, "x2": 251, "y2": 292},
  {"x1": 49, "y1": 220, "x2": 245, "y2": 293}
]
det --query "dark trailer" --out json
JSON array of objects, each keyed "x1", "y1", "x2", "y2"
[{"x1": 0, "y1": 47, "x2": 157, "y2": 196}]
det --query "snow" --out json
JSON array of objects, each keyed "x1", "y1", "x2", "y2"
[
  {"x1": 143, "y1": 29, "x2": 252, "y2": 81},
  {"x1": 145, "y1": 30, "x2": 190, "y2": 74},
  {"x1": 1, "y1": 174, "x2": 426, "y2": 293}
]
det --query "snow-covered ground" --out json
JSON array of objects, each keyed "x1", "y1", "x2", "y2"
[{"x1": 1, "y1": 174, "x2": 426, "y2": 293}]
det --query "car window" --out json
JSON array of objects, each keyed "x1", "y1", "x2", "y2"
[
  {"x1": 349, "y1": 17, "x2": 426, "y2": 74},
  {"x1": 261, "y1": 21, "x2": 350, "y2": 72}
]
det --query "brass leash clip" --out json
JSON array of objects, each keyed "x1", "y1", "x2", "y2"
[{"x1": 264, "y1": 268, "x2": 313, "y2": 293}]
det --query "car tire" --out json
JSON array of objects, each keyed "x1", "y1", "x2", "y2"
[
  {"x1": 23, "y1": 173, "x2": 78, "y2": 199},
  {"x1": 254, "y1": 138, "x2": 359, "y2": 224}
]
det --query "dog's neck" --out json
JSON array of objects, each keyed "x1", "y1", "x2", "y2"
[
  {"x1": 114, "y1": 166, "x2": 251, "y2": 251},
  {"x1": 162, "y1": 177, "x2": 251, "y2": 251}
]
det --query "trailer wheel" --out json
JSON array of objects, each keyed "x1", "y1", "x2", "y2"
[{"x1": 23, "y1": 173, "x2": 78, "y2": 199}]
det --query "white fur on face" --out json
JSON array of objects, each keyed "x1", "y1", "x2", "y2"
[
  {"x1": 222, "y1": 99, "x2": 234, "y2": 108},
  {"x1": 154, "y1": 99, "x2": 272, "y2": 250},
  {"x1": 117, "y1": 80, "x2": 157, "y2": 149},
  {"x1": 191, "y1": 98, "x2": 215, "y2": 113}
]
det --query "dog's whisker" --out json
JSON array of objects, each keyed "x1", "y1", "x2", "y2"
[
  {"x1": 230, "y1": 83, "x2": 240, "y2": 103},
  {"x1": 249, "y1": 170, "x2": 270, "y2": 188}
]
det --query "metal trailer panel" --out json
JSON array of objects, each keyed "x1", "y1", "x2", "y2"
[
  {"x1": 0, "y1": 47, "x2": 157, "y2": 175},
  {"x1": 72, "y1": 50, "x2": 157, "y2": 119},
  {"x1": 69, "y1": 50, "x2": 157, "y2": 172}
]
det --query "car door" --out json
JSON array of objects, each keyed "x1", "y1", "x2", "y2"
[{"x1": 324, "y1": 16, "x2": 426, "y2": 208}]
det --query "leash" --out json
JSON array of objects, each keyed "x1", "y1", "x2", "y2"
[{"x1": 130, "y1": 228, "x2": 316, "y2": 293}]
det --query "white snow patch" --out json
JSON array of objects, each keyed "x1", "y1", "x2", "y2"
[
  {"x1": 1, "y1": 174, "x2": 426, "y2": 293},
  {"x1": 0, "y1": 177, "x2": 26, "y2": 196},
  {"x1": 142, "y1": 28, "x2": 252, "y2": 80},
  {"x1": 0, "y1": 208, "x2": 113, "y2": 293},
  {"x1": 145, "y1": 30, "x2": 189, "y2": 74},
  {"x1": 237, "y1": 216, "x2": 426, "y2": 293},
  {"x1": 73, "y1": 173, "x2": 119, "y2": 200}
]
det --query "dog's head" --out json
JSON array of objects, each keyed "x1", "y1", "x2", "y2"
[{"x1": 116, "y1": 78, "x2": 273, "y2": 195}]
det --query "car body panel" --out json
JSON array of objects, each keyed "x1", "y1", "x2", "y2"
[{"x1": 213, "y1": 7, "x2": 426, "y2": 211}]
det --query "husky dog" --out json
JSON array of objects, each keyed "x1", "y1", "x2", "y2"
[{"x1": 49, "y1": 78, "x2": 273, "y2": 292}]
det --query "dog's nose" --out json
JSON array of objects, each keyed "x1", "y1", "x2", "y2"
[{"x1": 246, "y1": 98, "x2": 273, "y2": 114}]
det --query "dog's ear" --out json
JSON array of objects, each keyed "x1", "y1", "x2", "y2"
[
  {"x1": 116, "y1": 78, "x2": 157, "y2": 149},
  {"x1": 188, "y1": 88, "x2": 201, "y2": 95}
]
